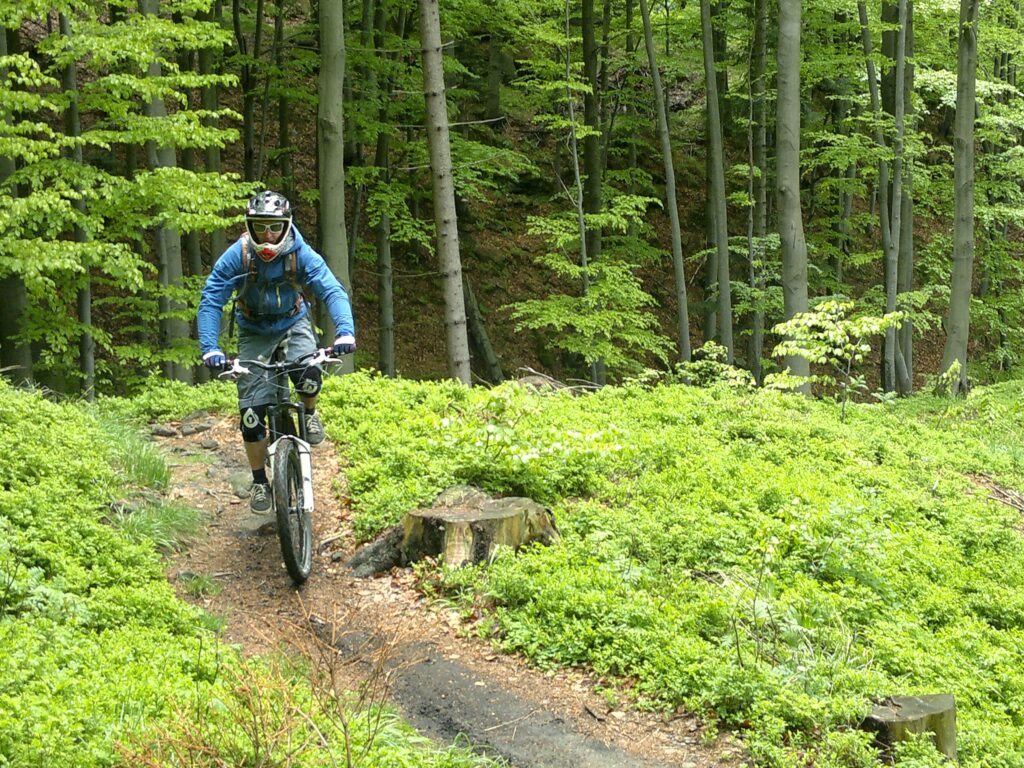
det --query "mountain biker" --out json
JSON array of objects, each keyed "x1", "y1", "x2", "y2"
[{"x1": 197, "y1": 190, "x2": 356, "y2": 514}]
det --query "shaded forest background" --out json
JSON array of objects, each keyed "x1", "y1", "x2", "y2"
[{"x1": 0, "y1": 0, "x2": 1018, "y2": 396}]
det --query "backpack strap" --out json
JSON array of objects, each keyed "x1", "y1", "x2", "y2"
[
  {"x1": 227, "y1": 234, "x2": 253, "y2": 338},
  {"x1": 232, "y1": 236, "x2": 305, "y2": 329}
]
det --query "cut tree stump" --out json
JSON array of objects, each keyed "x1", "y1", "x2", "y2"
[
  {"x1": 401, "y1": 485, "x2": 559, "y2": 568},
  {"x1": 861, "y1": 694, "x2": 957, "y2": 759}
]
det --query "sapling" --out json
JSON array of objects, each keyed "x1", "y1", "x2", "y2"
[{"x1": 768, "y1": 301, "x2": 903, "y2": 420}]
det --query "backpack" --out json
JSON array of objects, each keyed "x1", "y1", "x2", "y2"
[{"x1": 227, "y1": 233, "x2": 313, "y2": 336}]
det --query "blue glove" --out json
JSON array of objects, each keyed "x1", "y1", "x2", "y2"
[
  {"x1": 203, "y1": 350, "x2": 227, "y2": 371},
  {"x1": 332, "y1": 335, "x2": 356, "y2": 356}
]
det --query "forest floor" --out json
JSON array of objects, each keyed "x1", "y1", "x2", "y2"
[{"x1": 158, "y1": 411, "x2": 749, "y2": 768}]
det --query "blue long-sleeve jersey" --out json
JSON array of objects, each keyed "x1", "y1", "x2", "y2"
[{"x1": 197, "y1": 226, "x2": 355, "y2": 354}]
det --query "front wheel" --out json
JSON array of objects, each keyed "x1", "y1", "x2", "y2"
[{"x1": 273, "y1": 438, "x2": 312, "y2": 584}]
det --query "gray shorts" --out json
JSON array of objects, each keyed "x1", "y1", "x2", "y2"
[{"x1": 237, "y1": 314, "x2": 319, "y2": 408}]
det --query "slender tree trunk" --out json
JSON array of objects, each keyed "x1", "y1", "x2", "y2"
[
  {"x1": 252, "y1": 0, "x2": 281, "y2": 181},
  {"x1": 375, "y1": 132, "x2": 395, "y2": 376},
  {"x1": 860, "y1": 0, "x2": 910, "y2": 393},
  {"x1": 232, "y1": 0, "x2": 259, "y2": 180},
  {"x1": 564, "y1": 0, "x2": 595, "y2": 379},
  {"x1": 701, "y1": 0, "x2": 733, "y2": 360},
  {"x1": 897, "y1": 0, "x2": 915, "y2": 391},
  {"x1": 60, "y1": 14, "x2": 96, "y2": 398},
  {"x1": 345, "y1": 0, "x2": 377, "y2": 279},
  {"x1": 582, "y1": 0, "x2": 603, "y2": 274},
  {"x1": 703, "y1": 136, "x2": 717, "y2": 344},
  {"x1": 419, "y1": 0, "x2": 471, "y2": 384},
  {"x1": 777, "y1": 0, "x2": 810, "y2": 389},
  {"x1": 485, "y1": 33, "x2": 503, "y2": 122},
  {"x1": 178, "y1": 41, "x2": 208, "y2": 383},
  {"x1": 201, "y1": 4, "x2": 227, "y2": 260},
  {"x1": 0, "y1": 30, "x2": 31, "y2": 385},
  {"x1": 939, "y1": 0, "x2": 980, "y2": 393},
  {"x1": 141, "y1": 0, "x2": 191, "y2": 383},
  {"x1": 458, "y1": 195, "x2": 504, "y2": 383},
  {"x1": 598, "y1": 0, "x2": 614, "y2": 171},
  {"x1": 626, "y1": 0, "x2": 638, "y2": 240},
  {"x1": 318, "y1": 0, "x2": 353, "y2": 369},
  {"x1": 275, "y1": 2, "x2": 293, "y2": 200},
  {"x1": 640, "y1": 0, "x2": 690, "y2": 362},
  {"x1": 374, "y1": 0, "x2": 395, "y2": 376},
  {"x1": 883, "y1": 0, "x2": 908, "y2": 393},
  {"x1": 747, "y1": 0, "x2": 767, "y2": 383},
  {"x1": 711, "y1": 0, "x2": 730, "y2": 135},
  {"x1": 348, "y1": 184, "x2": 363, "y2": 279},
  {"x1": 582, "y1": 0, "x2": 603, "y2": 387}
]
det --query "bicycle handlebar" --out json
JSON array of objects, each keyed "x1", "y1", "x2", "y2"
[{"x1": 217, "y1": 348, "x2": 342, "y2": 379}]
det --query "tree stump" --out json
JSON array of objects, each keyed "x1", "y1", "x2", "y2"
[
  {"x1": 401, "y1": 485, "x2": 559, "y2": 568},
  {"x1": 861, "y1": 694, "x2": 957, "y2": 760}
]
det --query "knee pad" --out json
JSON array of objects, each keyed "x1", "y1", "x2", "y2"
[
  {"x1": 239, "y1": 404, "x2": 269, "y2": 442},
  {"x1": 291, "y1": 366, "x2": 322, "y2": 397}
]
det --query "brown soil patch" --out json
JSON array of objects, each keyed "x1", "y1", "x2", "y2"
[{"x1": 159, "y1": 417, "x2": 746, "y2": 767}]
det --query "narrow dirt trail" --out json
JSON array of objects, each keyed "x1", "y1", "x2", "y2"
[{"x1": 160, "y1": 413, "x2": 747, "y2": 768}]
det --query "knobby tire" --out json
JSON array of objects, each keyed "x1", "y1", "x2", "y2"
[{"x1": 273, "y1": 438, "x2": 312, "y2": 584}]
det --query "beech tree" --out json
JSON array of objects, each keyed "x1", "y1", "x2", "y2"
[
  {"x1": 318, "y1": 0, "x2": 352, "y2": 367},
  {"x1": 939, "y1": 0, "x2": 981, "y2": 394},
  {"x1": 419, "y1": 0, "x2": 471, "y2": 384},
  {"x1": 776, "y1": 0, "x2": 810, "y2": 389}
]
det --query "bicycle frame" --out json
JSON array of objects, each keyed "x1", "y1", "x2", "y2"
[{"x1": 223, "y1": 349, "x2": 336, "y2": 520}]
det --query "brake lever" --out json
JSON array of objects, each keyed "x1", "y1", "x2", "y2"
[
  {"x1": 309, "y1": 348, "x2": 342, "y2": 366},
  {"x1": 218, "y1": 359, "x2": 251, "y2": 378}
]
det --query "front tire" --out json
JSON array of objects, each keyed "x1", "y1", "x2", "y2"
[{"x1": 273, "y1": 438, "x2": 312, "y2": 584}]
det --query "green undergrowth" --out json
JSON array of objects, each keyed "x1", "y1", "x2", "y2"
[
  {"x1": 0, "y1": 381, "x2": 500, "y2": 768},
  {"x1": 98, "y1": 378, "x2": 237, "y2": 423},
  {"x1": 318, "y1": 371, "x2": 1024, "y2": 767}
]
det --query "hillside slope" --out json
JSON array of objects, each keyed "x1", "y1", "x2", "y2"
[{"x1": 317, "y1": 372, "x2": 1024, "y2": 767}]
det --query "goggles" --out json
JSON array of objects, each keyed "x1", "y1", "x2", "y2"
[{"x1": 251, "y1": 221, "x2": 286, "y2": 234}]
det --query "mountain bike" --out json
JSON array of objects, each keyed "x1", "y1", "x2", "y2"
[{"x1": 221, "y1": 347, "x2": 339, "y2": 584}]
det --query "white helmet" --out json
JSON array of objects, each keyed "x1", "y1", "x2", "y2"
[{"x1": 245, "y1": 190, "x2": 293, "y2": 261}]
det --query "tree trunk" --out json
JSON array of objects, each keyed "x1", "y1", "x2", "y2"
[
  {"x1": 0, "y1": 29, "x2": 30, "y2": 385},
  {"x1": 485, "y1": 34, "x2": 503, "y2": 122},
  {"x1": 142, "y1": 0, "x2": 191, "y2": 383},
  {"x1": 582, "y1": 0, "x2": 603, "y2": 281},
  {"x1": 564, "y1": 0, "x2": 594, "y2": 380},
  {"x1": 776, "y1": 0, "x2": 810, "y2": 390},
  {"x1": 747, "y1": 0, "x2": 767, "y2": 383},
  {"x1": 939, "y1": 0, "x2": 980, "y2": 394},
  {"x1": 375, "y1": 156, "x2": 395, "y2": 376},
  {"x1": 374, "y1": 0, "x2": 395, "y2": 377},
  {"x1": 897, "y1": 0, "x2": 915, "y2": 391},
  {"x1": 201, "y1": 4, "x2": 226, "y2": 260},
  {"x1": 703, "y1": 135, "x2": 717, "y2": 345},
  {"x1": 0, "y1": 33, "x2": 31, "y2": 391},
  {"x1": 640, "y1": 0, "x2": 690, "y2": 362},
  {"x1": 456, "y1": 198, "x2": 503, "y2": 384},
  {"x1": 60, "y1": 14, "x2": 96, "y2": 398},
  {"x1": 275, "y1": 2, "x2": 293, "y2": 200},
  {"x1": 884, "y1": 0, "x2": 908, "y2": 393},
  {"x1": 232, "y1": 0, "x2": 258, "y2": 180},
  {"x1": 419, "y1": 0, "x2": 471, "y2": 384},
  {"x1": 625, "y1": 0, "x2": 638, "y2": 240},
  {"x1": 177, "y1": 42, "x2": 207, "y2": 384},
  {"x1": 711, "y1": 0, "x2": 730, "y2": 134},
  {"x1": 463, "y1": 275, "x2": 503, "y2": 384},
  {"x1": 701, "y1": 0, "x2": 732, "y2": 361},
  {"x1": 318, "y1": 0, "x2": 352, "y2": 362}
]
